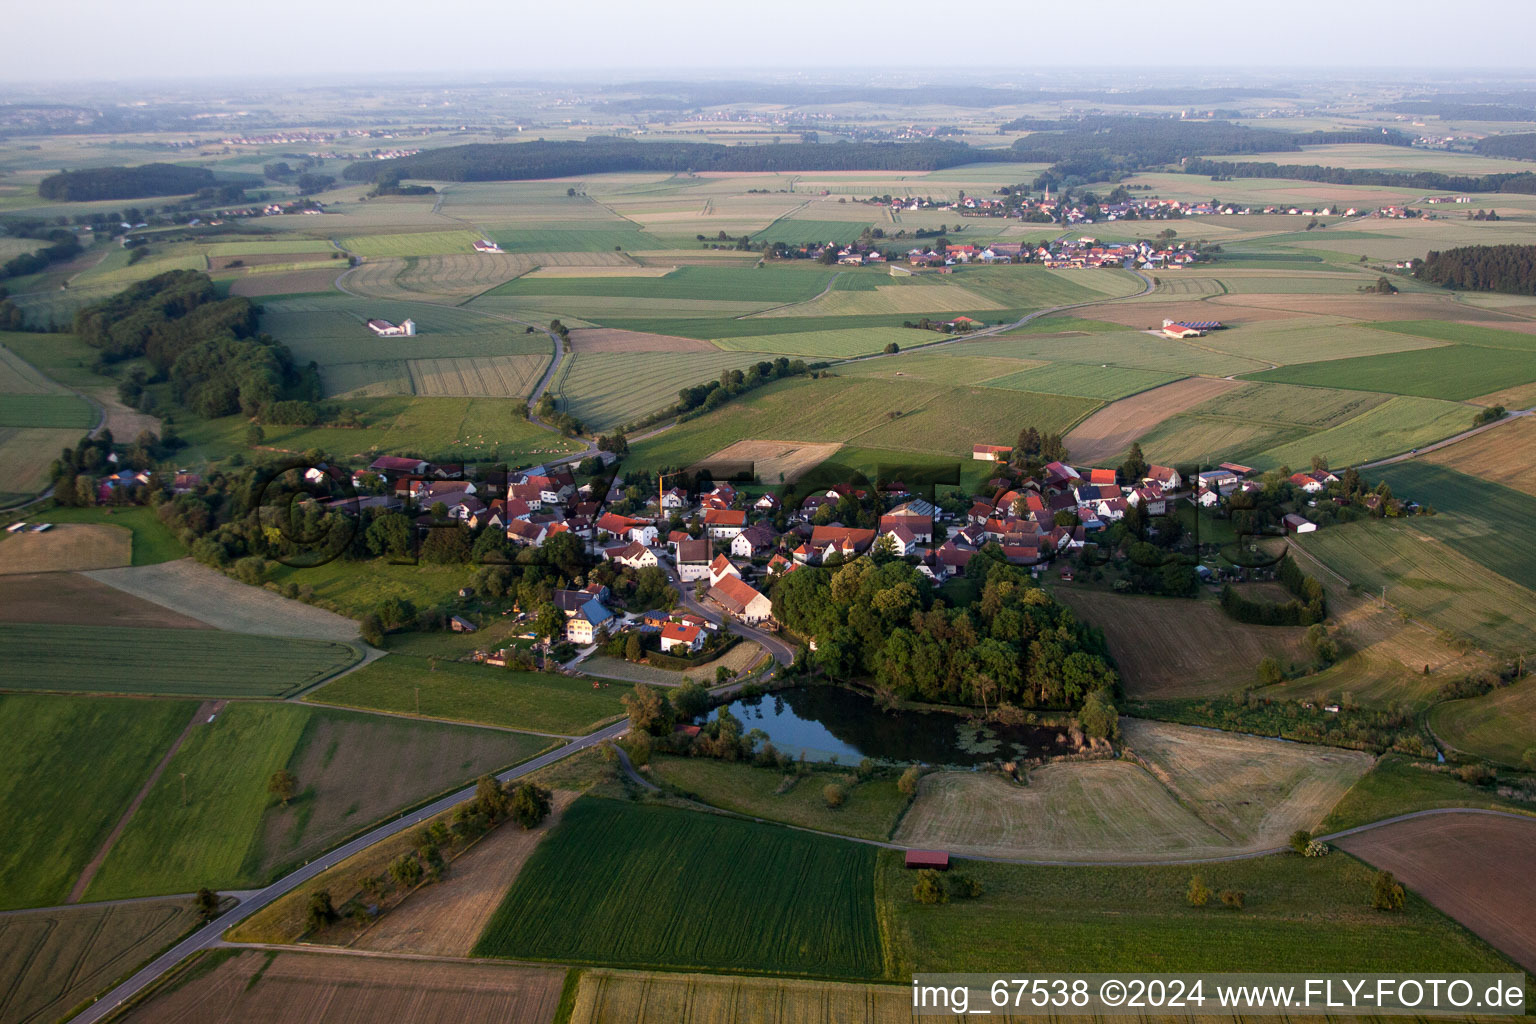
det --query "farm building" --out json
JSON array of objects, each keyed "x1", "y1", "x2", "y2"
[
  {"x1": 472, "y1": 238, "x2": 504, "y2": 253},
  {"x1": 904, "y1": 849, "x2": 950, "y2": 870},
  {"x1": 1283, "y1": 513, "x2": 1318, "y2": 535},
  {"x1": 708, "y1": 575, "x2": 773, "y2": 625},
  {"x1": 1161, "y1": 323, "x2": 1207, "y2": 339},
  {"x1": 972, "y1": 444, "x2": 1013, "y2": 462},
  {"x1": 367, "y1": 318, "x2": 416, "y2": 337}
]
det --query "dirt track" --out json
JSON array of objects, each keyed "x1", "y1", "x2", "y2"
[
  {"x1": 84, "y1": 559, "x2": 360, "y2": 642},
  {"x1": 1337, "y1": 812, "x2": 1536, "y2": 972},
  {"x1": 1064, "y1": 377, "x2": 1245, "y2": 465}
]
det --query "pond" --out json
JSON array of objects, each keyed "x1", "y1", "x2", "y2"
[{"x1": 710, "y1": 685, "x2": 1074, "y2": 766}]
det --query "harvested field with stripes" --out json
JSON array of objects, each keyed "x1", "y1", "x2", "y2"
[
  {"x1": 406, "y1": 354, "x2": 547, "y2": 398},
  {"x1": 227, "y1": 267, "x2": 340, "y2": 297},
  {"x1": 1063, "y1": 376, "x2": 1245, "y2": 464},
  {"x1": 894, "y1": 719, "x2": 1371, "y2": 862},
  {"x1": 567, "y1": 327, "x2": 717, "y2": 353}
]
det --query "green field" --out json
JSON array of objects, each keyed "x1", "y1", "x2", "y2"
[
  {"x1": 711, "y1": 326, "x2": 921, "y2": 357},
  {"x1": 307, "y1": 655, "x2": 630, "y2": 735},
  {"x1": 835, "y1": 350, "x2": 1037, "y2": 386},
  {"x1": 1253, "y1": 396, "x2": 1474, "y2": 470},
  {"x1": 1295, "y1": 521, "x2": 1536, "y2": 655},
  {"x1": 980, "y1": 362, "x2": 1185, "y2": 400},
  {"x1": 0, "y1": 392, "x2": 95, "y2": 428},
  {"x1": 959, "y1": 265, "x2": 1145, "y2": 307},
  {"x1": 879, "y1": 848, "x2": 1519, "y2": 975},
  {"x1": 1374, "y1": 462, "x2": 1536, "y2": 590},
  {"x1": 204, "y1": 240, "x2": 339, "y2": 258},
  {"x1": 0, "y1": 695, "x2": 193, "y2": 908},
  {"x1": 1184, "y1": 382, "x2": 1394, "y2": 428},
  {"x1": 258, "y1": 297, "x2": 549, "y2": 368},
  {"x1": 340, "y1": 230, "x2": 486, "y2": 258},
  {"x1": 1245, "y1": 345, "x2": 1536, "y2": 401},
  {"x1": 973, "y1": 330, "x2": 1270, "y2": 376},
  {"x1": 474, "y1": 798, "x2": 883, "y2": 979},
  {"x1": 485, "y1": 264, "x2": 832, "y2": 304},
  {"x1": 32, "y1": 505, "x2": 186, "y2": 564},
  {"x1": 0, "y1": 624, "x2": 357, "y2": 697},
  {"x1": 86, "y1": 702, "x2": 548, "y2": 898},
  {"x1": 1429, "y1": 676, "x2": 1536, "y2": 767},
  {"x1": 1319, "y1": 755, "x2": 1536, "y2": 833},
  {"x1": 487, "y1": 227, "x2": 665, "y2": 253},
  {"x1": 625, "y1": 376, "x2": 1095, "y2": 469},
  {"x1": 1369, "y1": 320, "x2": 1536, "y2": 352},
  {"x1": 751, "y1": 218, "x2": 875, "y2": 245},
  {"x1": 0, "y1": 331, "x2": 110, "y2": 389},
  {"x1": 651, "y1": 757, "x2": 910, "y2": 841}
]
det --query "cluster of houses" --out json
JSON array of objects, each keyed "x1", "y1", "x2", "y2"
[{"x1": 902, "y1": 237, "x2": 1201, "y2": 271}]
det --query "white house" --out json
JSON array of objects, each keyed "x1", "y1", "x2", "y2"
[
  {"x1": 675, "y1": 538, "x2": 712, "y2": 582},
  {"x1": 661, "y1": 487, "x2": 690, "y2": 511},
  {"x1": 708, "y1": 575, "x2": 773, "y2": 625},
  {"x1": 708, "y1": 554, "x2": 741, "y2": 587},
  {"x1": 730, "y1": 525, "x2": 776, "y2": 559},
  {"x1": 659, "y1": 621, "x2": 704, "y2": 654},
  {"x1": 565, "y1": 599, "x2": 614, "y2": 644},
  {"x1": 614, "y1": 541, "x2": 658, "y2": 569}
]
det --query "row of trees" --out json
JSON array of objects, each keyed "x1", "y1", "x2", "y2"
[{"x1": 1182, "y1": 158, "x2": 1536, "y2": 196}]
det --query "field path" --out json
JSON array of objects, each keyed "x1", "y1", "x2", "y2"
[{"x1": 66, "y1": 701, "x2": 225, "y2": 904}]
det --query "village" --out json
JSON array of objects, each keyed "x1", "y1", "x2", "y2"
[{"x1": 319, "y1": 435, "x2": 1401, "y2": 665}]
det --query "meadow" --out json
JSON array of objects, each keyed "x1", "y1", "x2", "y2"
[
  {"x1": 979, "y1": 362, "x2": 1185, "y2": 400},
  {"x1": 751, "y1": 218, "x2": 874, "y2": 245},
  {"x1": 340, "y1": 230, "x2": 486, "y2": 258},
  {"x1": 650, "y1": 757, "x2": 909, "y2": 841},
  {"x1": 86, "y1": 702, "x2": 549, "y2": 899},
  {"x1": 710, "y1": 325, "x2": 918, "y2": 357},
  {"x1": 1295, "y1": 521, "x2": 1536, "y2": 655},
  {"x1": 1375, "y1": 461, "x2": 1536, "y2": 589},
  {"x1": 0, "y1": 623, "x2": 357, "y2": 697},
  {"x1": 1429, "y1": 676, "x2": 1536, "y2": 767},
  {"x1": 485, "y1": 264, "x2": 833, "y2": 304},
  {"x1": 258, "y1": 297, "x2": 549, "y2": 369},
  {"x1": 973, "y1": 329, "x2": 1271, "y2": 376},
  {"x1": 474, "y1": 798, "x2": 883, "y2": 980},
  {"x1": 487, "y1": 227, "x2": 665, "y2": 253},
  {"x1": 307, "y1": 655, "x2": 631, "y2": 735},
  {"x1": 181, "y1": 395, "x2": 580, "y2": 464},
  {"x1": 0, "y1": 694, "x2": 192, "y2": 908},
  {"x1": 878, "y1": 849, "x2": 1520, "y2": 976},
  {"x1": 1319, "y1": 755, "x2": 1536, "y2": 833}
]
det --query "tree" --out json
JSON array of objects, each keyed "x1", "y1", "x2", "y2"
[
  {"x1": 898, "y1": 765, "x2": 922, "y2": 797},
  {"x1": 1523, "y1": 747, "x2": 1536, "y2": 771},
  {"x1": 672, "y1": 678, "x2": 711, "y2": 720},
  {"x1": 74, "y1": 476, "x2": 96, "y2": 506},
  {"x1": 1078, "y1": 687, "x2": 1119, "y2": 740},
  {"x1": 306, "y1": 890, "x2": 337, "y2": 931},
  {"x1": 822, "y1": 782, "x2": 847, "y2": 808},
  {"x1": 245, "y1": 423, "x2": 265, "y2": 446},
  {"x1": 1371, "y1": 870, "x2": 1406, "y2": 911},
  {"x1": 621, "y1": 683, "x2": 675, "y2": 735},
  {"x1": 473, "y1": 774, "x2": 508, "y2": 820},
  {"x1": 508, "y1": 782, "x2": 553, "y2": 829},
  {"x1": 268, "y1": 769, "x2": 298, "y2": 807},
  {"x1": 1289, "y1": 829, "x2": 1312, "y2": 855},
  {"x1": 912, "y1": 869, "x2": 948, "y2": 904},
  {"x1": 947, "y1": 873, "x2": 983, "y2": 899},
  {"x1": 534, "y1": 603, "x2": 565, "y2": 644},
  {"x1": 1120, "y1": 441, "x2": 1147, "y2": 483},
  {"x1": 1186, "y1": 874, "x2": 1211, "y2": 907},
  {"x1": 1256, "y1": 656, "x2": 1284, "y2": 685},
  {"x1": 883, "y1": 342, "x2": 899, "y2": 354},
  {"x1": 389, "y1": 853, "x2": 423, "y2": 889},
  {"x1": 193, "y1": 887, "x2": 220, "y2": 921},
  {"x1": 624, "y1": 632, "x2": 643, "y2": 662},
  {"x1": 1219, "y1": 889, "x2": 1246, "y2": 910}
]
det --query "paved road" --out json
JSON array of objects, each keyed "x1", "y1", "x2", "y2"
[
  {"x1": 662, "y1": 563, "x2": 797, "y2": 667},
  {"x1": 66, "y1": 720, "x2": 627, "y2": 1024},
  {"x1": 1359, "y1": 405, "x2": 1533, "y2": 469}
]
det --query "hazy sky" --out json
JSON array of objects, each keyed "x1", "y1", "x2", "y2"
[{"x1": 6, "y1": 0, "x2": 1536, "y2": 83}]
